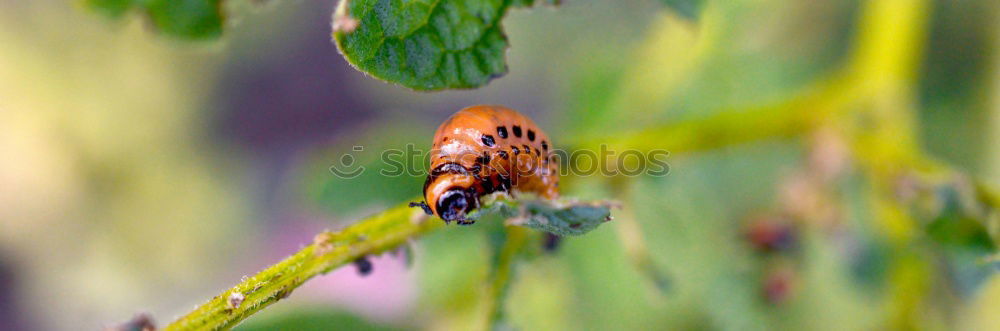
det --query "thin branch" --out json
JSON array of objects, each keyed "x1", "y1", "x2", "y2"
[
  {"x1": 164, "y1": 202, "x2": 442, "y2": 330},
  {"x1": 568, "y1": 67, "x2": 862, "y2": 166},
  {"x1": 483, "y1": 226, "x2": 531, "y2": 330},
  {"x1": 163, "y1": 195, "x2": 615, "y2": 330}
]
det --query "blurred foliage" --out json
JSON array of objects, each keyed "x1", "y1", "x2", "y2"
[
  {"x1": 918, "y1": 0, "x2": 999, "y2": 173},
  {"x1": 0, "y1": 2, "x2": 250, "y2": 329},
  {"x1": 301, "y1": 124, "x2": 427, "y2": 217},
  {"x1": 238, "y1": 307, "x2": 403, "y2": 331},
  {"x1": 657, "y1": 0, "x2": 704, "y2": 19},
  {"x1": 84, "y1": 0, "x2": 224, "y2": 39},
  {"x1": 926, "y1": 194, "x2": 995, "y2": 253}
]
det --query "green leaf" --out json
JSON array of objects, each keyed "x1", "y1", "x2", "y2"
[
  {"x1": 332, "y1": 0, "x2": 546, "y2": 90},
  {"x1": 85, "y1": 0, "x2": 224, "y2": 40},
  {"x1": 926, "y1": 215, "x2": 996, "y2": 252},
  {"x1": 657, "y1": 0, "x2": 704, "y2": 20},
  {"x1": 471, "y1": 194, "x2": 614, "y2": 236},
  {"x1": 924, "y1": 188, "x2": 999, "y2": 296},
  {"x1": 927, "y1": 187, "x2": 998, "y2": 252}
]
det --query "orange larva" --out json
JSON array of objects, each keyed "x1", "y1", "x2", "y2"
[{"x1": 411, "y1": 105, "x2": 559, "y2": 224}]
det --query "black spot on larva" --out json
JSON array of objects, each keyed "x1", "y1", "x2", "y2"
[
  {"x1": 481, "y1": 177, "x2": 495, "y2": 192},
  {"x1": 476, "y1": 152, "x2": 491, "y2": 165},
  {"x1": 535, "y1": 148, "x2": 540, "y2": 156},
  {"x1": 541, "y1": 141, "x2": 548, "y2": 150},
  {"x1": 512, "y1": 146, "x2": 520, "y2": 155},
  {"x1": 497, "y1": 174, "x2": 512, "y2": 191},
  {"x1": 522, "y1": 145, "x2": 531, "y2": 154},
  {"x1": 512, "y1": 125, "x2": 522, "y2": 138},
  {"x1": 527, "y1": 130, "x2": 536, "y2": 141},
  {"x1": 497, "y1": 150, "x2": 509, "y2": 160},
  {"x1": 481, "y1": 135, "x2": 496, "y2": 147},
  {"x1": 497, "y1": 126, "x2": 508, "y2": 139}
]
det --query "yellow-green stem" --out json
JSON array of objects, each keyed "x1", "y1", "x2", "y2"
[
  {"x1": 164, "y1": 202, "x2": 442, "y2": 330},
  {"x1": 483, "y1": 226, "x2": 531, "y2": 330}
]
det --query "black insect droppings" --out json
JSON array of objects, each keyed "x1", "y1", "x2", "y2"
[{"x1": 354, "y1": 256, "x2": 373, "y2": 276}]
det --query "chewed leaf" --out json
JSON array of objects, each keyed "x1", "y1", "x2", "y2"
[
  {"x1": 517, "y1": 202, "x2": 613, "y2": 235},
  {"x1": 470, "y1": 193, "x2": 615, "y2": 236},
  {"x1": 332, "y1": 0, "x2": 548, "y2": 90}
]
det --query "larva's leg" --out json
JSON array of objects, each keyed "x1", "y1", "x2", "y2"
[
  {"x1": 409, "y1": 201, "x2": 433, "y2": 215},
  {"x1": 542, "y1": 233, "x2": 562, "y2": 252}
]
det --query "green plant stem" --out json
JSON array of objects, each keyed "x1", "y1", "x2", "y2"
[
  {"x1": 568, "y1": 68, "x2": 860, "y2": 172},
  {"x1": 164, "y1": 202, "x2": 442, "y2": 330},
  {"x1": 606, "y1": 177, "x2": 671, "y2": 295},
  {"x1": 840, "y1": 0, "x2": 934, "y2": 328},
  {"x1": 162, "y1": 195, "x2": 615, "y2": 330},
  {"x1": 483, "y1": 226, "x2": 531, "y2": 330}
]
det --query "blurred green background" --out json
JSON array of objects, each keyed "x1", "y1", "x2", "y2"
[{"x1": 1, "y1": 0, "x2": 999, "y2": 330}]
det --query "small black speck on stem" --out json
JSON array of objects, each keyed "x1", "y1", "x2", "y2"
[{"x1": 354, "y1": 256, "x2": 373, "y2": 276}]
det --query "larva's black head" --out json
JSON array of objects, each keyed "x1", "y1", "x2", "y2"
[
  {"x1": 436, "y1": 188, "x2": 478, "y2": 224},
  {"x1": 423, "y1": 162, "x2": 481, "y2": 224}
]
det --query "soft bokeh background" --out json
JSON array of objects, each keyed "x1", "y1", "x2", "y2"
[{"x1": 1, "y1": 0, "x2": 998, "y2": 330}]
